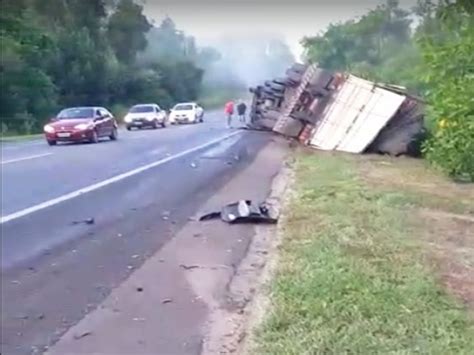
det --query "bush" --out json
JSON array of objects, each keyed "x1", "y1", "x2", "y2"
[{"x1": 420, "y1": 7, "x2": 474, "y2": 181}]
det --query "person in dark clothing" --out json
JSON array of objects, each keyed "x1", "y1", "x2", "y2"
[{"x1": 237, "y1": 100, "x2": 247, "y2": 123}]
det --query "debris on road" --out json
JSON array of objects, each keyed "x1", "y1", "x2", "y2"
[
  {"x1": 248, "y1": 63, "x2": 425, "y2": 157},
  {"x1": 71, "y1": 218, "x2": 95, "y2": 226},
  {"x1": 162, "y1": 298, "x2": 173, "y2": 304},
  {"x1": 199, "y1": 200, "x2": 278, "y2": 224},
  {"x1": 161, "y1": 210, "x2": 170, "y2": 220},
  {"x1": 179, "y1": 264, "x2": 200, "y2": 270},
  {"x1": 73, "y1": 331, "x2": 92, "y2": 340}
]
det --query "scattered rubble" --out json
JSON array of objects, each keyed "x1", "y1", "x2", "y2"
[
  {"x1": 249, "y1": 63, "x2": 425, "y2": 157},
  {"x1": 71, "y1": 218, "x2": 95, "y2": 226},
  {"x1": 73, "y1": 331, "x2": 92, "y2": 340},
  {"x1": 199, "y1": 200, "x2": 278, "y2": 224}
]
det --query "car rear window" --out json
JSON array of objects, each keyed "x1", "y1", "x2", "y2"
[
  {"x1": 129, "y1": 106, "x2": 154, "y2": 113},
  {"x1": 174, "y1": 104, "x2": 193, "y2": 111},
  {"x1": 58, "y1": 108, "x2": 94, "y2": 119}
]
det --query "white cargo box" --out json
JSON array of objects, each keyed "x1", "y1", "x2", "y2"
[{"x1": 309, "y1": 75, "x2": 406, "y2": 153}]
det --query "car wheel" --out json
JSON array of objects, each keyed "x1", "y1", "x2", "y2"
[
  {"x1": 47, "y1": 140, "x2": 57, "y2": 146},
  {"x1": 126, "y1": 126, "x2": 132, "y2": 131},
  {"x1": 90, "y1": 130, "x2": 99, "y2": 144},
  {"x1": 161, "y1": 121, "x2": 166, "y2": 128},
  {"x1": 109, "y1": 127, "x2": 118, "y2": 141}
]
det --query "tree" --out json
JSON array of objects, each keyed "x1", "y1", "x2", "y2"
[
  {"x1": 420, "y1": 0, "x2": 474, "y2": 180},
  {"x1": 0, "y1": 8, "x2": 57, "y2": 132},
  {"x1": 0, "y1": 3, "x2": 207, "y2": 133},
  {"x1": 302, "y1": 0, "x2": 419, "y2": 90},
  {"x1": 107, "y1": 0, "x2": 151, "y2": 65}
]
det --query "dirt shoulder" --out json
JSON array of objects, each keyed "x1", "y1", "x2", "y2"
[
  {"x1": 251, "y1": 149, "x2": 474, "y2": 354},
  {"x1": 45, "y1": 135, "x2": 290, "y2": 355}
]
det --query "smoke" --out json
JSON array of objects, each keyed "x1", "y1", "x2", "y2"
[{"x1": 200, "y1": 33, "x2": 295, "y2": 89}]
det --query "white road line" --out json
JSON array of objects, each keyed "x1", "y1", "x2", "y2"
[
  {"x1": 0, "y1": 131, "x2": 242, "y2": 224},
  {"x1": 0, "y1": 153, "x2": 53, "y2": 165}
]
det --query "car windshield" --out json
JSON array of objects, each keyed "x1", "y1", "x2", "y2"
[
  {"x1": 174, "y1": 104, "x2": 193, "y2": 111},
  {"x1": 57, "y1": 108, "x2": 94, "y2": 119},
  {"x1": 129, "y1": 105, "x2": 154, "y2": 113}
]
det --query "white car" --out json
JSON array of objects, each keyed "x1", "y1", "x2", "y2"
[
  {"x1": 169, "y1": 103, "x2": 204, "y2": 124},
  {"x1": 124, "y1": 104, "x2": 167, "y2": 130}
]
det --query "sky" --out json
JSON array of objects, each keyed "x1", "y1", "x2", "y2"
[{"x1": 143, "y1": 0, "x2": 417, "y2": 60}]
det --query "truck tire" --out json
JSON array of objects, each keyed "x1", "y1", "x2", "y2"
[
  {"x1": 273, "y1": 77, "x2": 287, "y2": 85},
  {"x1": 289, "y1": 63, "x2": 307, "y2": 74},
  {"x1": 286, "y1": 71, "x2": 302, "y2": 83},
  {"x1": 270, "y1": 82, "x2": 285, "y2": 92}
]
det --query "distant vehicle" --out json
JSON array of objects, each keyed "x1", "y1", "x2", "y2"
[
  {"x1": 169, "y1": 102, "x2": 204, "y2": 124},
  {"x1": 124, "y1": 104, "x2": 167, "y2": 130},
  {"x1": 43, "y1": 107, "x2": 118, "y2": 146}
]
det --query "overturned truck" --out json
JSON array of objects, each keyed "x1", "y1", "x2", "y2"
[{"x1": 248, "y1": 63, "x2": 425, "y2": 156}]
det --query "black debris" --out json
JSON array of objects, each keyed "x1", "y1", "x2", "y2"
[
  {"x1": 199, "y1": 211, "x2": 221, "y2": 221},
  {"x1": 179, "y1": 264, "x2": 199, "y2": 270},
  {"x1": 74, "y1": 331, "x2": 92, "y2": 340},
  {"x1": 199, "y1": 200, "x2": 278, "y2": 224},
  {"x1": 71, "y1": 218, "x2": 95, "y2": 226}
]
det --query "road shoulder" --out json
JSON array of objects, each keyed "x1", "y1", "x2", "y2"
[{"x1": 46, "y1": 135, "x2": 290, "y2": 354}]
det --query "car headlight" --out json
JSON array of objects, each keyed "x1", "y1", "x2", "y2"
[
  {"x1": 75, "y1": 123, "x2": 93, "y2": 130},
  {"x1": 44, "y1": 124, "x2": 55, "y2": 133}
]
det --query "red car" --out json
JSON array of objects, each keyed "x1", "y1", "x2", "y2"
[{"x1": 44, "y1": 107, "x2": 118, "y2": 146}]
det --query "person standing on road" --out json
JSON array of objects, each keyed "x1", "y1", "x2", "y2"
[
  {"x1": 224, "y1": 100, "x2": 235, "y2": 128},
  {"x1": 237, "y1": 100, "x2": 247, "y2": 124}
]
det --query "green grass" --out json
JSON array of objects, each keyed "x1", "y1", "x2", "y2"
[
  {"x1": 0, "y1": 133, "x2": 43, "y2": 142},
  {"x1": 255, "y1": 152, "x2": 474, "y2": 354}
]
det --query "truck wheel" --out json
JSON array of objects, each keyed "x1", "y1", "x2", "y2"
[
  {"x1": 270, "y1": 82, "x2": 285, "y2": 91},
  {"x1": 286, "y1": 71, "x2": 302, "y2": 83},
  {"x1": 289, "y1": 63, "x2": 307, "y2": 73}
]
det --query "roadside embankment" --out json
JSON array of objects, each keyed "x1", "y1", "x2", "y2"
[{"x1": 250, "y1": 149, "x2": 474, "y2": 354}]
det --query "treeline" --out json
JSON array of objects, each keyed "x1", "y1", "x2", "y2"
[
  {"x1": 302, "y1": 0, "x2": 473, "y2": 180},
  {"x1": 0, "y1": 0, "x2": 215, "y2": 134}
]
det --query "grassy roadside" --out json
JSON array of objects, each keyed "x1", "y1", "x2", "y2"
[
  {"x1": 255, "y1": 151, "x2": 474, "y2": 354},
  {"x1": 0, "y1": 133, "x2": 43, "y2": 142}
]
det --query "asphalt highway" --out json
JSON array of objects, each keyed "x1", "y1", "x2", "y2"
[{"x1": 0, "y1": 111, "x2": 271, "y2": 354}]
